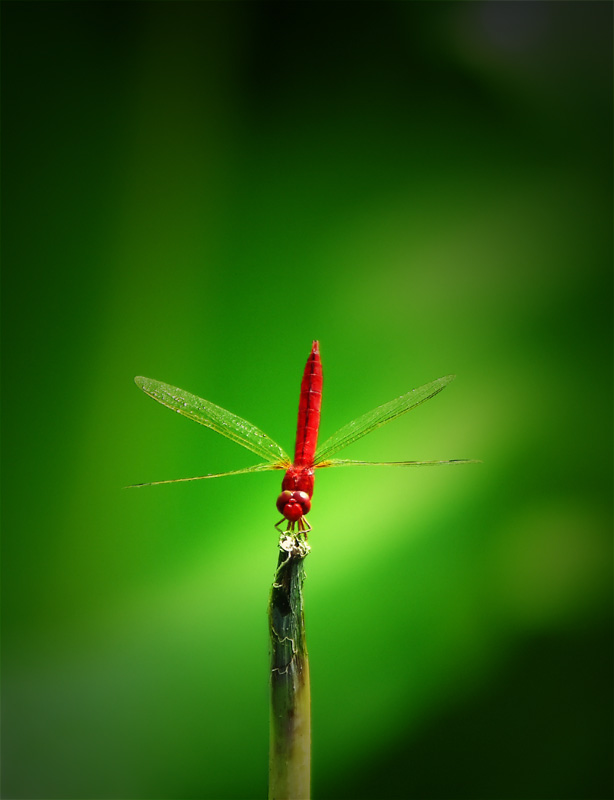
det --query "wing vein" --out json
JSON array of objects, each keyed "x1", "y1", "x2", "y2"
[
  {"x1": 314, "y1": 375, "x2": 456, "y2": 463},
  {"x1": 316, "y1": 458, "x2": 481, "y2": 469},
  {"x1": 126, "y1": 462, "x2": 285, "y2": 488},
  {"x1": 135, "y1": 377, "x2": 290, "y2": 464}
]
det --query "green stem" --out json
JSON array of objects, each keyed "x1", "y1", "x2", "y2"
[{"x1": 269, "y1": 534, "x2": 311, "y2": 800}]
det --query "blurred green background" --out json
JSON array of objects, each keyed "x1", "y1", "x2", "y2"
[{"x1": 3, "y1": 3, "x2": 612, "y2": 799}]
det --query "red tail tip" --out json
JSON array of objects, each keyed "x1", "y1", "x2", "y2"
[{"x1": 311, "y1": 340, "x2": 320, "y2": 354}]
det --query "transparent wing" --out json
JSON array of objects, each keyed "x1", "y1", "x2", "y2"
[
  {"x1": 135, "y1": 376, "x2": 291, "y2": 465},
  {"x1": 316, "y1": 458, "x2": 481, "y2": 469},
  {"x1": 314, "y1": 375, "x2": 456, "y2": 464},
  {"x1": 126, "y1": 462, "x2": 284, "y2": 488}
]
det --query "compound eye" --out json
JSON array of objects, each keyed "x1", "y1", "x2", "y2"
[
  {"x1": 292, "y1": 491, "x2": 311, "y2": 515},
  {"x1": 276, "y1": 491, "x2": 293, "y2": 515}
]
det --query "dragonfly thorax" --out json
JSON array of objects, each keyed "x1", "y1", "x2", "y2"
[{"x1": 281, "y1": 466, "x2": 314, "y2": 498}]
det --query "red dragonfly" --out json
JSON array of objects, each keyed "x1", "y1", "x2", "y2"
[{"x1": 132, "y1": 341, "x2": 476, "y2": 532}]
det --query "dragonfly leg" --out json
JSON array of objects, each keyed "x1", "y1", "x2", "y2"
[
  {"x1": 297, "y1": 517, "x2": 312, "y2": 535},
  {"x1": 275, "y1": 515, "x2": 312, "y2": 535}
]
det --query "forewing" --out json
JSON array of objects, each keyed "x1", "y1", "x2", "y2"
[
  {"x1": 135, "y1": 377, "x2": 291, "y2": 464},
  {"x1": 126, "y1": 462, "x2": 283, "y2": 488},
  {"x1": 314, "y1": 375, "x2": 456, "y2": 464}
]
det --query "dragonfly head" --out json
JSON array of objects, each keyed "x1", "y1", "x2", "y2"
[{"x1": 276, "y1": 490, "x2": 311, "y2": 522}]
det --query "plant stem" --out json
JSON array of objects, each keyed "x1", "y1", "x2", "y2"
[{"x1": 269, "y1": 534, "x2": 311, "y2": 800}]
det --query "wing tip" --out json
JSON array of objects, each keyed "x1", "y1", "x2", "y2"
[{"x1": 135, "y1": 376, "x2": 158, "y2": 392}]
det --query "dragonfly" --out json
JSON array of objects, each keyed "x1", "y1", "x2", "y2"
[{"x1": 130, "y1": 341, "x2": 477, "y2": 533}]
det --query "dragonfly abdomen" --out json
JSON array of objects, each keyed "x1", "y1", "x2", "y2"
[{"x1": 293, "y1": 340, "x2": 322, "y2": 468}]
